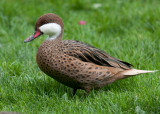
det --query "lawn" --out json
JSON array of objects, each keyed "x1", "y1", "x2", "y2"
[{"x1": 0, "y1": 0, "x2": 160, "y2": 113}]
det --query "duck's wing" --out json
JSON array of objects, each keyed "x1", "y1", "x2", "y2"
[{"x1": 62, "y1": 40, "x2": 132, "y2": 70}]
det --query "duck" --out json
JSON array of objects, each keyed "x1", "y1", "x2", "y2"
[{"x1": 24, "y1": 13, "x2": 156, "y2": 95}]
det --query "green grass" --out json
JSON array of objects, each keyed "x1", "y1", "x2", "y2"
[{"x1": 0, "y1": 0, "x2": 160, "y2": 113}]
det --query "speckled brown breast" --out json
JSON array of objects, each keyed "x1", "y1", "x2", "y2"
[{"x1": 36, "y1": 40, "x2": 82, "y2": 89}]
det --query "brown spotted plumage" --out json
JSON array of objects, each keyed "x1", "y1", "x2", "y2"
[{"x1": 24, "y1": 13, "x2": 156, "y2": 95}]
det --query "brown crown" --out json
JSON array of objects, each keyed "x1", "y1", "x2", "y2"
[{"x1": 35, "y1": 13, "x2": 64, "y2": 30}]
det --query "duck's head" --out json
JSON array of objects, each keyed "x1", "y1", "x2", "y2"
[{"x1": 24, "y1": 13, "x2": 64, "y2": 43}]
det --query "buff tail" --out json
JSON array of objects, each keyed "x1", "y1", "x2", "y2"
[{"x1": 122, "y1": 69, "x2": 158, "y2": 76}]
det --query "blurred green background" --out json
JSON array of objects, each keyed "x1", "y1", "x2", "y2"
[{"x1": 0, "y1": 0, "x2": 160, "y2": 113}]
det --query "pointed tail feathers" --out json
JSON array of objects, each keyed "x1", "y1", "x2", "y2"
[{"x1": 122, "y1": 69, "x2": 157, "y2": 76}]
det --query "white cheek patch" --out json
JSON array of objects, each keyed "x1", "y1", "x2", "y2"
[{"x1": 39, "y1": 23, "x2": 61, "y2": 39}]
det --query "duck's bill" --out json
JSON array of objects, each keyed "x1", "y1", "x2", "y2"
[{"x1": 24, "y1": 30, "x2": 43, "y2": 43}]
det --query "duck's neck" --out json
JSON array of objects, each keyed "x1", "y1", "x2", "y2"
[{"x1": 46, "y1": 32, "x2": 63, "y2": 44}]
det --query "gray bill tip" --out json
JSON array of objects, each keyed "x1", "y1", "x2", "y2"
[{"x1": 24, "y1": 35, "x2": 34, "y2": 43}]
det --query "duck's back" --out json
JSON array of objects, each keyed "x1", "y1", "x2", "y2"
[{"x1": 62, "y1": 40, "x2": 132, "y2": 70}]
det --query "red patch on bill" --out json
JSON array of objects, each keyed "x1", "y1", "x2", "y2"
[{"x1": 34, "y1": 30, "x2": 41, "y2": 38}]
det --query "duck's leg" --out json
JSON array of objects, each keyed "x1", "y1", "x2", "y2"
[
  {"x1": 83, "y1": 87, "x2": 91, "y2": 97},
  {"x1": 73, "y1": 88, "x2": 77, "y2": 96},
  {"x1": 85, "y1": 86, "x2": 91, "y2": 94}
]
